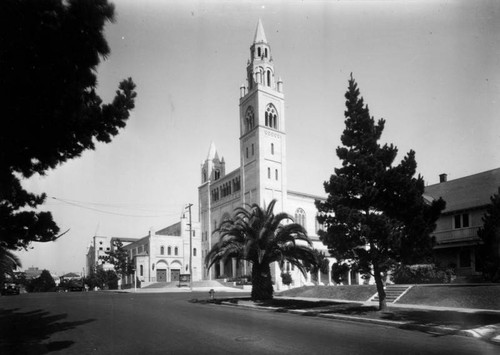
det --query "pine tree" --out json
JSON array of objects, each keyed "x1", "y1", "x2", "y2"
[
  {"x1": 0, "y1": 0, "x2": 137, "y2": 251},
  {"x1": 477, "y1": 192, "x2": 500, "y2": 282},
  {"x1": 316, "y1": 74, "x2": 445, "y2": 310}
]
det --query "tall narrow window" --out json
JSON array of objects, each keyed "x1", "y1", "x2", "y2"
[
  {"x1": 193, "y1": 248, "x2": 197, "y2": 257},
  {"x1": 174, "y1": 247, "x2": 178, "y2": 256},
  {"x1": 140, "y1": 265, "x2": 143, "y2": 276},
  {"x1": 295, "y1": 208, "x2": 306, "y2": 229},
  {"x1": 275, "y1": 169, "x2": 278, "y2": 180},
  {"x1": 271, "y1": 143, "x2": 274, "y2": 155},
  {"x1": 168, "y1": 246, "x2": 171, "y2": 255},
  {"x1": 258, "y1": 47, "x2": 261, "y2": 57},
  {"x1": 265, "y1": 48, "x2": 268, "y2": 57},
  {"x1": 246, "y1": 147, "x2": 249, "y2": 159},
  {"x1": 252, "y1": 144, "x2": 254, "y2": 156},
  {"x1": 268, "y1": 167, "x2": 271, "y2": 179},
  {"x1": 265, "y1": 104, "x2": 278, "y2": 129},
  {"x1": 245, "y1": 106, "x2": 255, "y2": 133},
  {"x1": 160, "y1": 246, "x2": 164, "y2": 255},
  {"x1": 267, "y1": 70, "x2": 271, "y2": 86}
]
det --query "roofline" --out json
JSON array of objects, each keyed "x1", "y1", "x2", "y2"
[
  {"x1": 426, "y1": 167, "x2": 500, "y2": 188},
  {"x1": 288, "y1": 190, "x2": 326, "y2": 201}
]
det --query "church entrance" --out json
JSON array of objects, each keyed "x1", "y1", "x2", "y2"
[
  {"x1": 171, "y1": 269, "x2": 180, "y2": 282},
  {"x1": 156, "y1": 269, "x2": 167, "y2": 282}
]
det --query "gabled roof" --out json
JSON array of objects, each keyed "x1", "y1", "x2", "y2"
[
  {"x1": 424, "y1": 168, "x2": 500, "y2": 213},
  {"x1": 253, "y1": 19, "x2": 267, "y2": 44}
]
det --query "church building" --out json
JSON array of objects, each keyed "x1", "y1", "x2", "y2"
[{"x1": 198, "y1": 20, "x2": 349, "y2": 289}]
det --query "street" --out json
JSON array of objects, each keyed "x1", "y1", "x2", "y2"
[{"x1": 0, "y1": 292, "x2": 497, "y2": 354}]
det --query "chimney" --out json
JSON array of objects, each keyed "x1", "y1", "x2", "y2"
[{"x1": 439, "y1": 173, "x2": 448, "y2": 183}]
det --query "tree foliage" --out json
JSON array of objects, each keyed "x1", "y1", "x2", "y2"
[
  {"x1": 0, "y1": 0, "x2": 137, "y2": 251},
  {"x1": 26, "y1": 269, "x2": 56, "y2": 292},
  {"x1": 0, "y1": 248, "x2": 22, "y2": 286},
  {"x1": 206, "y1": 200, "x2": 319, "y2": 300},
  {"x1": 477, "y1": 192, "x2": 500, "y2": 282},
  {"x1": 103, "y1": 239, "x2": 134, "y2": 282},
  {"x1": 85, "y1": 266, "x2": 118, "y2": 290},
  {"x1": 316, "y1": 74, "x2": 445, "y2": 310}
]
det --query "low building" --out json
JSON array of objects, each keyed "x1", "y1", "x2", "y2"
[
  {"x1": 87, "y1": 214, "x2": 202, "y2": 288},
  {"x1": 425, "y1": 168, "x2": 500, "y2": 279}
]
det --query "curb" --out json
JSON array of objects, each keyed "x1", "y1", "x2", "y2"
[{"x1": 218, "y1": 301, "x2": 500, "y2": 344}]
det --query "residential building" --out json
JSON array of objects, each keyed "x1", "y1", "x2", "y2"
[
  {"x1": 425, "y1": 168, "x2": 500, "y2": 278},
  {"x1": 198, "y1": 20, "x2": 344, "y2": 289}
]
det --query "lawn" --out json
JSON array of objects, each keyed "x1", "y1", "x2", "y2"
[
  {"x1": 398, "y1": 284, "x2": 500, "y2": 310},
  {"x1": 278, "y1": 285, "x2": 377, "y2": 301},
  {"x1": 278, "y1": 284, "x2": 500, "y2": 310}
]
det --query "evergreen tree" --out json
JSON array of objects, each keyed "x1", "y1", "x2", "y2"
[
  {"x1": 28, "y1": 269, "x2": 56, "y2": 292},
  {"x1": 0, "y1": 248, "x2": 22, "y2": 287},
  {"x1": 316, "y1": 74, "x2": 445, "y2": 310},
  {"x1": 103, "y1": 239, "x2": 134, "y2": 287},
  {"x1": 477, "y1": 192, "x2": 500, "y2": 282},
  {"x1": 0, "y1": 0, "x2": 137, "y2": 251}
]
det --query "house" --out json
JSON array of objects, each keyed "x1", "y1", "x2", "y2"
[{"x1": 424, "y1": 168, "x2": 500, "y2": 279}]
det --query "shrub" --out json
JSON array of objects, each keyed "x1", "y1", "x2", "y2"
[
  {"x1": 281, "y1": 272, "x2": 293, "y2": 286},
  {"x1": 392, "y1": 264, "x2": 455, "y2": 284}
]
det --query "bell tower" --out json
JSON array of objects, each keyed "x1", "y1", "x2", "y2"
[{"x1": 239, "y1": 19, "x2": 287, "y2": 212}]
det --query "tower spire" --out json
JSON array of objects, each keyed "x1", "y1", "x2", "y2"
[{"x1": 253, "y1": 19, "x2": 267, "y2": 44}]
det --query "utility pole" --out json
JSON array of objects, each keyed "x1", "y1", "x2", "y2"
[{"x1": 185, "y1": 203, "x2": 193, "y2": 291}]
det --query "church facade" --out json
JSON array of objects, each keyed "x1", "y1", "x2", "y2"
[{"x1": 198, "y1": 21, "x2": 357, "y2": 289}]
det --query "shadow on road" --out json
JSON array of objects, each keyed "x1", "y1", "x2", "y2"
[{"x1": 0, "y1": 308, "x2": 95, "y2": 354}]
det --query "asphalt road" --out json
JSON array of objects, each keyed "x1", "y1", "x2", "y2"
[{"x1": 0, "y1": 291, "x2": 497, "y2": 354}]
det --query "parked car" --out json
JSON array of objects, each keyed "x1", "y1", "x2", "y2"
[{"x1": 1, "y1": 283, "x2": 20, "y2": 295}]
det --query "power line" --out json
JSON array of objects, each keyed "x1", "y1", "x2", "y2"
[{"x1": 49, "y1": 196, "x2": 183, "y2": 218}]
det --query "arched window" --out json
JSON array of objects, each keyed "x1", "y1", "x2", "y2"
[
  {"x1": 275, "y1": 169, "x2": 278, "y2": 180},
  {"x1": 168, "y1": 246, "x2": 171, "y2": 255},
  {"x1": 265, "y1": 48, "x2": 268, "y2": 58},
  {"x1": 174, "y1": 247, "x2": 178, "y2": 256},
  {"x1": 258, "y1": 47, "x2": 261, "y2": 57},
  {"x1": 245, "y1": 106, "x2": 255, "y2": 133},
  {"x1": 265, "y1": 104, "x2": 278, "y2": 129},
  {"x1": 271, "y1": 143, "x2": 274, "y2": 155},
  {"x1": 295, "y1": 208, "x2": 306, "y2": 229},
  {"x1": 267, "y1": 70, "x2": 271, "y2": 86},
  {"x1": 160, "y1": 246, "x2": 164, "y2": 255}
]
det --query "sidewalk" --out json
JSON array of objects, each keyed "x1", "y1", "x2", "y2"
[
  {"x1": 216, "y1": 295, "x2": 500, "y2": 345},
  {"x1": 115, "y1": 285, "x2": 249, "y2": 293}
]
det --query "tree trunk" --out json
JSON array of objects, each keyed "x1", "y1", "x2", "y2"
[
  {"x1": 373, "y1": 263, "x2": 386, "y2": 311},
  {"x1": 251, "y1": 262, "x2": 273, "y2": 301}
]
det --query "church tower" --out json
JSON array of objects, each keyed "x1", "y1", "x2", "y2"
[{"x1": 239, "y1": 19, "x2": 287, "y2": 212}]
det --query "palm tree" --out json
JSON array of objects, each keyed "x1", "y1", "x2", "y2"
[
  {"x1": 0, "y1": 247, "x2": 22, "y2": 285},
  {"x1": 206, "y1": 200, "x2": 319, "y2": 300}
]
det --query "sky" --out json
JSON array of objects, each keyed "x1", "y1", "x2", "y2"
[{"x1": 17, "y1": 0, "x2": 500, "y2": 275}]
